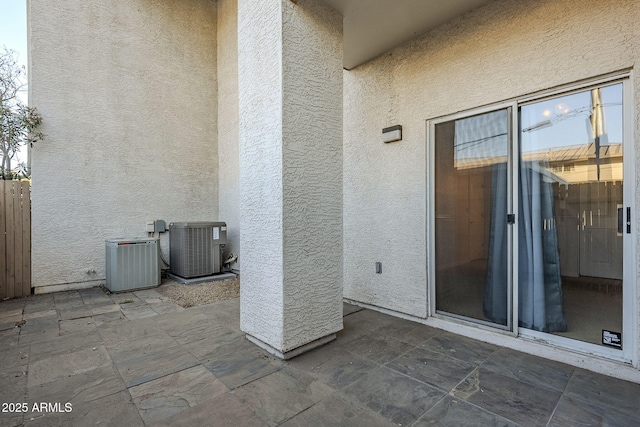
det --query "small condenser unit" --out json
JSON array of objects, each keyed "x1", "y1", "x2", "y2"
[
  {"x1": 169, "y1": 222, "x2": 226, "y2": 278},
  {"x1": 105, "y1": 238, "x2": 161, "y2": 292}
]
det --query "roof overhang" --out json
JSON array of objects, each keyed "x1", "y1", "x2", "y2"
[{"x1": 319, "y1": 0, "x2": 494, "y2": 69}]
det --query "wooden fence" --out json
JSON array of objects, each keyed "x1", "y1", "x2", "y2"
[{"x1": 0, "y1": 181, "x2": 31, "y2": 299}]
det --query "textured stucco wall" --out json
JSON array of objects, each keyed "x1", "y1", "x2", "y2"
[
  {"x1": 343, "y1": 0, "x2": 640, "y2": 325},
  {"x1": 238, "y1": 0, "x2": 342, "y2": 352},
  {"x1": 281, "y1": 0, "x2": 343, "y2": 351},
  {"x1": 29, "y1": 0, "x2": 218, "y2": 289},
  {"x1": 238, "y1": 0, "x2": 285, "y2": 347},
  {"x1": 217, "y1": 0, "x2": 240, "y2": 271}
]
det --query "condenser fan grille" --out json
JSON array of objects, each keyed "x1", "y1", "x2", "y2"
[{"x1": 169, "y1": 222, "x2": 226, "y2": 278}]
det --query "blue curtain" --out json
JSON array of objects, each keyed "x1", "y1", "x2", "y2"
[
  {"x1": 483, "y1": 163, "x2": 509, "y2": 326},
  {"x1": 454, "y1": 109, "x2": 566, "y2": 331},
  {"x1": 483, "y1": 162, "x2": 567, "y2": 332}
]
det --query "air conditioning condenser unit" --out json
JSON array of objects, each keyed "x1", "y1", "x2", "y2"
[
  {"x1": 169, "y1": 221, "x2": 226, "y2": 278},
  {"x1": 105, "y1": 238, "x2": 161, "y2": 292}
]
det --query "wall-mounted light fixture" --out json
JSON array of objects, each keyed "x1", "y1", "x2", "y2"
[{"x1": 382, "y1": 125, "x2": 402, "y2": 143}]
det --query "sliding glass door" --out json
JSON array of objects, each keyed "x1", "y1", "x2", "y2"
[
  {"x1": 433, "y1": 108, "x2": 511, "y2": 328},
  {"x1": 519, "y1": 83, "x2": 625, "y2": 348},
  {"x1": 430, "y1": 78, "x2": 632, "y2": 357}
]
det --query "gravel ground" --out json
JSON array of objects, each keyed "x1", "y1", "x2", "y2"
[{"x1": 157, "y1": 276, "x2": 240, "y2": 308}]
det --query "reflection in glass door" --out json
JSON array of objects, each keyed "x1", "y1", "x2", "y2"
[
  {"x1": 519, "y1": 83, "x2": 624, "y2": 347},
  {"x1": 433, "y1": 109, "x2": 510, "y2": 327}
]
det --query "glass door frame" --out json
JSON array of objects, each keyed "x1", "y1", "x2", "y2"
[
  {"x1": 427, "y1": 101, "x2": 518, "y2": 336},
  {"x1": 515, "y1": 73, "x2": 636, "y2": 363},
  {"x1": 427, "y1": 72, "x2": 636, "y2": 364}
]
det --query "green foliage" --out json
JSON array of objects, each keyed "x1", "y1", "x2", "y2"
[{"x1": 0, "y1": 46, "x2": 43, "y2": 180}]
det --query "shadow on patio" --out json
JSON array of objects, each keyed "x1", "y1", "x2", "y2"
[{"x1": 1, "y1": 287, "x2": 640, "y2": 426}]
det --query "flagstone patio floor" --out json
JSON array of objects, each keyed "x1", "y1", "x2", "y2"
[{"x1": 1, "y1": 286, "x2": 639, "y2": 426}]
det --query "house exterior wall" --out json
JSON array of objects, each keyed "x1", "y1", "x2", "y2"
[
  {"x1": 217, "y1": 0, "x2": 240, "y2": 271},
  {"x1": 343, "y1": 0, "x2": 640, "y2": 364},
  {"x1": 26, "y1": 0, "x2": 640, "y2": 376},
  {"x1": 237, "y1": 0, "x2": 285, "y2": 349},
  {"x1": 29, "y1": 0, "x2": 218, "y2": 291},
  {"x1": 238, "y1": 0, "x2": 342, "y2": 353},
  {"x1": 281, "y1": 0, "x2": 343, "y2": 351}
]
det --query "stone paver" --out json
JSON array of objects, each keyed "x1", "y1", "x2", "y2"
[
  {"x1": 1, "y1": 289, "x2": 640, "y2": 426},
  {"x1": 413, "y1": 395, "x2": 519, "y2": 427},
  {"x1": 27, "y1": 346, "x2": 112, "y2": 388},
  {"x1": 452, "y1": 368, "x2": 561, "y2": 426},
  {"x1": 129, "y1": 365, "x2": 227, "y2": 424},
  {"x1": 204, "y1": 347, "x2": 284, "y2": 389},
  {"x1": 234, "y1": 368, "x2": 334, "y2": 425},
  {"x1": 387, "y1": 346, "x2": 477, "y2": 391},
  {"x1": 108, "y1": 334, "x2": 200, "y2": 388},
  {"x1": 279, "y1": 394, "x2": 394, "y2": 427},
  {"x1": 27, "y1": 363, "x2": 126, "y2": 406},
  {"x1": 342, "y1": 366, "x2": 446, "y2": 426}
]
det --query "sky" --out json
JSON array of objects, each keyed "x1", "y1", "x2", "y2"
[
  {"x1": 0, "y1": 0, "x2": 29, "y2": 165},
  {"x1": 0, "y1": 0, "x2": 27, "y2": 68}
]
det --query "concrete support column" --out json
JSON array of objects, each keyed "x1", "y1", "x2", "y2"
[{"x1": 238, "y1": 0, "x2": 343, "y2": 358}]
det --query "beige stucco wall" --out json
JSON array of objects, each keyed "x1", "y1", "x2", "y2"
[
  {"x1": 343, "y1": 0, "x2": 640, "y2": 330},
  {"x1": 217, "y1": 0, "x2": 240, "y2": 271},
  {"x1": 29, "y1": 0, "x2": 219, "y2": 290},
  {"x1": 237, "y1": 0, "x2": 285, "y2": 349},
  {"x1": 238, "y1": 0, "x2": 342, "y2": 352},
  {"x1": 281, "y1": 0, "x2": 343, "y2": 351}
]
